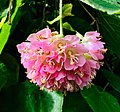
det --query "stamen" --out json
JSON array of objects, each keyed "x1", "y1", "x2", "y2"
[
  {"x1": 70, "y1": 55, "x2": 79, "y2": 65},
  {"x1": 54, "y1": 81, "x2": 58, "y2": 87},
  {"x1": 86, "y1": 82, "x2": 94, "y2": 89},
  {"x1": 78, "y1": 72, "x2": 84, "y2": 78},
  {"x1": 40, "y1": 86, "x2": 44, "y2": 90},
  {"x1": 64, "y1": 90, "x2": 67, "y2": 96},
  {"x1": 58, "y1": 43, "x2": 63, "y2": 48},
  {"x1": 75, "y1": 71, "x2": 84, "y2": 78},
  {"x1": 90, "y1": 75, "x2": 94, "y2": 79},
  {"x1": 21, "y1": 48, "x2": 29, "y2": 53},
  {"x1": 36, "y1": 35, "x2": 46, "y2": 41},
  {"x1": 36, "y1": 49, "x2": 44, "y2": 55},
  {"x1": 51, "y1": 31, "x2": 58, "y2": 36},
  {"x1": 45, "y1": 51, "x2": 50, "y2": 55},
  {"x1": 73, "y1": 57, "x2": 79, "y2": 63},
  {"x1": 48, "y1": 61, "x2": 55, "y2": 67},
  {"x1": 80, "y1": 73, "x2": 84, "y2": 78},
  {"x1": 30, "y1": 79, "x2": 33, "y2": 83},
  {"x1": 70, "y1": 58, "x2": 74, "y2": 65},
  {"x1": 57, "y1": 42, "x2": 65, "y2": 54},
  {"x1": 31, "y1": 70, "x2": 36, "y2": 77},
  {"x1": 67, "y1": 50, "x2": 73, "y2": 56},
  {"x1": 41, "y1": 78, "x2": 46, "y2": 83}
]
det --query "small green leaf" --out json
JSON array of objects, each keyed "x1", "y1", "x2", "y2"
[
  {"x1": 80, "y1": 0, "x2": 120, "y2": 15},
  {"x1": 63, "y1": 22, "x2": 75, "y2": 32},
  {"x1": 81, "y1": 85, "x2": 120, "y2": 112},
  {"x1": 101, "y1": 69, "x2": 120, "y2": 93},
  {"x1": 62, "y1": 3, "x2": 74, "y2": 18}
]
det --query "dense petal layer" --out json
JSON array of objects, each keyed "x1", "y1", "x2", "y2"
[{"x1": 17, "y1": 28, "x2": 105, "y2": 92}]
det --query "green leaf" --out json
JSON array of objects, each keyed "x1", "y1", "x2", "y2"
[
  {"x1": 0, "y1": 81, "x2": 64, "y2": 112},
  {"x1": 0, "y1": 0, "x2": 23, "y2": 54},
  {"x1": 97, "y1": 12, "x2": 120, "y2": 58},
  {"x1": 47, "y1": 3, "x2": 74, "y2": 25},
  {"x1": 81, "y1": 85, "x2": 120, "y2": 112},
  {"x1": 0, "y1": 53, "x2": 19, "y2": 89},
  {"x1": 63, "y1": 22, "x2": 75, "y2": 32},
  {"x1": 62, "y1": 3, "x2": 74, "y2": 18},
  {"x1": 80, "y1": 0, "x2": 120, "y2": 15},
  {"x1": 63, "y1": 92, "x2": 92, "y2": 112},
  {"x1": 40, "y1": 89, "x2": 63, "y2": 112},
  {"x1": 101, "y1": 69, "x2": 120, "y2": 93}
]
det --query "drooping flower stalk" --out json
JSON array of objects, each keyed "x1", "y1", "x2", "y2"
[{"x1": 59, "y1": 0, "x2": 63, "y2": 36}]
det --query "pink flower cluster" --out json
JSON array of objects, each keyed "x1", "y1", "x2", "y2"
[{"x1": 17, "y1": 28, "x2": 105, "y2": 92}]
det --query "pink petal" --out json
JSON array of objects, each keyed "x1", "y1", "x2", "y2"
[
  {"x1": 67, "y1": 72, "x2": 76, "y2": 80},
  {"x1": 88, "y1": 59, "x2": 97, "y2": 69},
  {"x1": 82, "y1": 62, "x2": 91, "y2": 74},
  {"x1": 78, "y1": 55, "x2": 86, "y2": 66},
  {"x1": 50, "y1": 72, "x2": 58, "y2": 79},
  {"x1": 89, "y1": 51, "x2": 104, "y2": 60},
  {"x1": 64, "y1": 35, "x2": 80, "y2": 45},
  {"x1": 64, "y1": 58, "x2": 74, "y2": 70},
  {"x1": 17, "y1": 42, "x2": 30, "y2": 53},
  {"x1": 84, "y1": 31, "x2": 100, "y2": 38},
  {"x1": 56, "y1": 70, "x2": 66, "y2": 81},
  {"x1": 36, "y1": 28, "x2": 51, "y2": 39},
  {"x1": 27, "y1": 33, "x2": 37, "y2": 42},
  {"x1": 75, "y1": 76, "x2": 82, "y2": 85},
  {"x1": 76, "y1": 44, "x2": 88, "y2": 55}
]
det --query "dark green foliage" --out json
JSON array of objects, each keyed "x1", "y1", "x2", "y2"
[
  {"x1": 0, "y1": 81, "x2": 63, "y2": 112},
  {"x1": 81, "y1": 86, "x2": 120, "y2": 112}
]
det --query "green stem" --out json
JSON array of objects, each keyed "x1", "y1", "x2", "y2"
[
  {"x1": 59, "y1": 0, "x2": 63, "y2": 36},
  {"x1": 8, "y1": 0, "x2": 13, "y2": 25}
]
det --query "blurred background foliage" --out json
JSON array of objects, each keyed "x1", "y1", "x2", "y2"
[{"x1": 0, "y1": 0, "x2": 120, "y2": 112}]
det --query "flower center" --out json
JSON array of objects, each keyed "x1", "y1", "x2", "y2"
[
  {"x1": 21, "y1": 48, "x2": 30, "y2": 53},
  {"x1": 67, "y1": 50, "x2": 79, "y2": 65},
  {"x1": 48, "y1": 61, "x2": 55, "y2": 67},
  {"x1": 36, "y1": 35, "x2": 46, "y2": 41},
  {"x1": 36, "y1": 49, "x2": 44, "y2": 55},
  {"x1": 57, "y1": 42, "x2": 65, "y2": 54}
]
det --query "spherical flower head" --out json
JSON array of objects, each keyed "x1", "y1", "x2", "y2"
[{"x1": 17, "y1": 28, "x2": 106, "y2": 92}]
